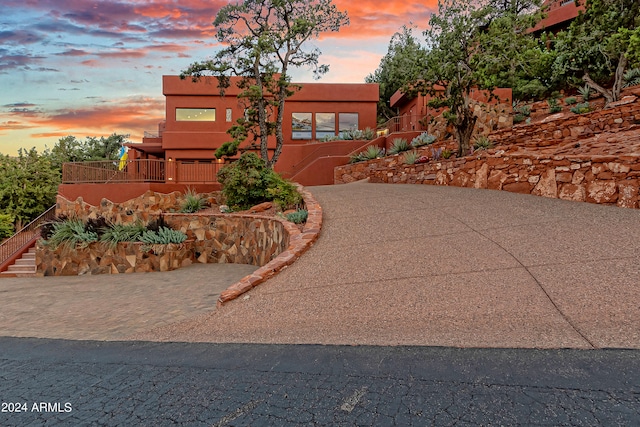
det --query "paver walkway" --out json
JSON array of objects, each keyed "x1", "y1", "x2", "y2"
[
  {"x1": 133, "y1": 181, "x2": 640, "y2": 349},
  {"x1": 0, "y1": 263, "x2": 257, "y2": 340}
]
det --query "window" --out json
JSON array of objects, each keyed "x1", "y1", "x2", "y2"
[
  {"x1": 226, "y1": 108, "x2": 232, "y2": 122},
  {"x1": 292, "y1": 113, "x2": 312, "y2": 139},
  {"x1": 339, "y1": 113, "x2": 358, "y2": 134},
  {"x1": 315, "y1": 113, "x2": 336, "y2": 139},
  {"x1": 176, "y1": 108, "x2": 216, "y2": 121}
]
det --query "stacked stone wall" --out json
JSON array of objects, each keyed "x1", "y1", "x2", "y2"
[{"x1": 492, "y1": 96, "x2": 640, "y2": 148}]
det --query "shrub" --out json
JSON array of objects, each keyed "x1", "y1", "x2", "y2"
[
  {"x1": 180, "y1": 187, "x2": 206, "y2": 213},
  {"x1": 388, "y1": 138, "x2": 411, "y2": 155},
  {"x1": 473, "y1": 135, "x2": 493, "y2": 151},
  {"x1": 403, "y1": 151, "x2": 420, "y2": 165},
  {"x1": 217, "y1": 152, "x2": 300, "y2": 210},
  {"x1": 513, "y1": 114, "x2": 527, "y2": 124},
  {"x1": 285, "y1": 209, "x2": 308, "y2": 224},
  {"x1": 442, "y1": 149, "x2": 453, "y2": 159},
  {"x1": 564, "y1": 96, "x2": 577, "y2": 105},
  {"x1": 430, "y1": 147, "x2": 443, "y2": 161},
  {"x1": 411, "y1": 133, "x2": 437, "y2": 148},
  {"x1": 514, "y1": 105, "x2": 531, "y2": 117},
  {"x1": 0, "y1": 213, "x2": 14, "y2": 240},
  {"x1": 100, "y1": 222, "x2": 146, "y2": 249},
  {"x1": 265, "y1": 174, "x2": 303, "y2": 211},
  {"x1": 578, "y1": 84, "x2": 591, "y2": 102},
  {"x1": 570, "y1": 102, "x2": 591, "y2": 114},
  {"x1": 547, "y1": 98, "x2": 562, "y2": 114},
  {"x1": 623, "y1": 68, "x2": 640, "y2": 88}
]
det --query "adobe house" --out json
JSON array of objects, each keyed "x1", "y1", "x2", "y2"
[
  {"x1": 59, "y1": 76, "x2": 379, "y2": 204},
  {"x1": 531, "y1": 0, "x2": 585, "y2": 34}
]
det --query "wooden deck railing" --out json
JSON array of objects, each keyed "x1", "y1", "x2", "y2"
[
  {"x1": 62, "y1": 160, "x2": 165, "y2": 184},
  {"x1": 0, "y1": 205, "x2": 56, "y2": 272},
  {"x1": 377, "y1": 114, "x2": 429, "y2": 135}
]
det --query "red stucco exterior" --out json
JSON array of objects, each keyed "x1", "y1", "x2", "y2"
[
  {"x1": 532, "y1": 0, "x2": 585, "y2": 33},
  {"x1": 131, "y1": 76, "x2": 378, "y2": 177}
]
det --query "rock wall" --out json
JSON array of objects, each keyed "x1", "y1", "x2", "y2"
[
  {"x1": 55, "y1": 190, "x2": 221, "y2": 224},
  {"x1": 492, "y1": 95, "x2": 640, "y2": 148},
  {"x1": 337, "y1": 151, "x2": 640, "y2": 209},
  {"x1": 37, "y1": 241, "x2": 195, "y2": 276}
]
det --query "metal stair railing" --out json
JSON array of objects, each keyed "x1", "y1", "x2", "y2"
[{"x1": 0, "y1": 205, "x2": 57, "y2": 272}]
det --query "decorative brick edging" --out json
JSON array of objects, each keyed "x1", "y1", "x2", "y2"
[{"x1": 217, "y1": 184, "x2": 322, "y2": 305}]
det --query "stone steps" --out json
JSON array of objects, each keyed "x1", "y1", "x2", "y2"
[{"x1": 1, "y1": 247, "x2": 36, "y2": 278}]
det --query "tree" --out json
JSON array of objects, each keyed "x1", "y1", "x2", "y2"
[
  {"x1": 365, "y1": 25, "x2": 429, "y2": 122},
  {"x1": 45, "y1": 134, "x2": 130, "y2": 171},
  {"x1": 415, "y1": 0, "x2": 543, "y2": 155},
  {"x1": 0, "y1": 148, "x2": 59, "y2": 230},
  {"x1": 552, "y1": 0, "x2": 640, "y2": 105},
  {"x1": 181, "y1": 0, "x2": 349, "y2": 168}
]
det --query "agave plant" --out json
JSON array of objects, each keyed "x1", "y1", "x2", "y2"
[
  {"x1": 578, "y1": 84, "x2": 591, "y2": 102},
  {"x1": 180, "y1": 187, "x2": 206, "y2": 213},
  {"x1": 623, "y1": 68, "x2": 640, "y2": 88},
  {"x1": 43, "y1": 218, "x2": 99, "y2": 249},
  {"x1": 403, "y1": 151, "x2": 420, "y2": 165},
  {"x1": 473, "y1": 135, "x2": 493, "y2": 151},
  {"x1": 411, "y1": 133, "x2": 437, "y2": 148},
  {"x1": 388, "y1": 138, "x2": 411, "y2": 155}
]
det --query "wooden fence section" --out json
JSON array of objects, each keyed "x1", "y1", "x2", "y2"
[
  {"x1": 62, "y1": 160, "x2": 165, "y2": 184},
  {"x1": 175, "y1": 161, "x2": 222, "y2": 183}
]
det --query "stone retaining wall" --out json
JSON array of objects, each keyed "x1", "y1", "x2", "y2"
[
  {"x1": 492, "y1": 95, "x2": 640, "y2": 148},
  {"x1": 37, "y1": 241, "x2": 195, "y2": 276},
  {"x1": 337, "y1": 151, "x2": 640, "y2": 209}
]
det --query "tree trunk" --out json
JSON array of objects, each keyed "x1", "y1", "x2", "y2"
[
  {"x1": 268, "y1": 88, "x2": 287, "y2": 169},
  {"x1": 582, "y1": 72, "x2": 614, "y2": 106},
  {"x1": 611, "y1": 53, "x2": 628, "y2": 105},
  {"x1": 455, "y1": 105, "x2": 477, "y2": 157}
]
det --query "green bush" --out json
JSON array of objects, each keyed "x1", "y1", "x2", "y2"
[
  {"x1": 285, "y1": 209, "x2": 308, "y2": 224},
  {"x1": 564, "y1": 97, "x2": 577, "y2": 105},
  {"x1": 217, "y1": 152, "x2": 301, "y2": 211},
  {"x1": 388, "y1": 138, "x2": 411, "y2": 155},
  {"x1": 180, "y1": 187, "x2": 206, "y2": 213},
  {"x1": 513, "y1": 114, "x2": 527, "y2": 124},
  {"x1": 0, "y1": 213, "x2": 15, "y2": 240},
  {"x1": 570, "y1": 102, "x2": 591, "y2": 114},
  {"x1": 547, "y1": 98, "x2": 562, "y2": 114}
]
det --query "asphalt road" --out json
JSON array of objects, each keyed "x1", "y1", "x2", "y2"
[{"x1": 1, "y1": 337, "x2": 639, "y2": 426}]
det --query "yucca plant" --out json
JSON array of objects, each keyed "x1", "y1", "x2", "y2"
[
  {"x1": 362, "y1": 145, "x2": 385, "y2": 160},
  {"x1": 623, "y1": 68, "x2": 640, "y2": 88},
  {"x1": 388, "y1": 138, "x2": 411, "y2": 155},
  {"x1": 578, "y1": 84, "x2": 591, "y2": 102},
  {"x1": 403, "y1": 151, "x2": 420, "y2": 165},
  {"x1": 473, "y1": 135, "x2": 493, "y2": 151},
  {"x1": 180, "y1": 187, "x2": 206, "y2": 213}
]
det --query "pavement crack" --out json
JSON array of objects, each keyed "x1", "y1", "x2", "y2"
[{"x1": 453, "y1": 219, "x2": 598, "y2": 349}]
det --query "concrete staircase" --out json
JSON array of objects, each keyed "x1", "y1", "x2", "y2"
[{"x1": 1, "y1": 247, "x2": 36, "y2": 277}]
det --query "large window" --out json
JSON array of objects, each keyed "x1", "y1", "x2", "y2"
[
  {"x1": 339, "y1": 113, "x2": 359, "y2": 134},
  {"x1": 315, "y1": 113, "x2": 336, "y2": 139},
  {"x1": 176, "y1": 108, "x2": 216, "y2": 121},
  {"x1": 292, "y1": 113, "x2": 312, "y2": 139}
]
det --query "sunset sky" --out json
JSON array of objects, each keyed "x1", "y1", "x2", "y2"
[{"x1": 0, "y1": 0, "x2": 437, "y2": 156}]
